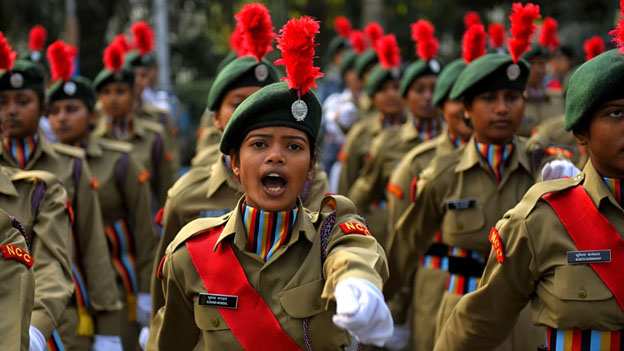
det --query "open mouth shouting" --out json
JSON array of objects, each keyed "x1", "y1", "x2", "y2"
[{"x1": 261, "y1": 169, "x2": 288, "y2": 197}]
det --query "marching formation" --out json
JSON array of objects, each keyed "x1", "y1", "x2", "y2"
[{"x1": 0, "y1": 1, "x2": 623, "y2": 351}]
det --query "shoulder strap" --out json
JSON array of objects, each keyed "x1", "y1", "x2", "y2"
[
  {"x1": 152, "y1": 132, "x2": 164, "y2": 172},
  {"x1": 542, "y1": 185, "x2": 624, "y2": 313},
  {"x1": 9, "y1": 216, "x2": 30, "y2": 252},
  {"x1": 72, "y1": 157, "x2": 83, "y2": 190},
  {"x1": 186, "y1": 227, "x2": 302, "y2": 351},
  {"x1": 116, "y1": 152, "x2": 130, "y2": 191}
]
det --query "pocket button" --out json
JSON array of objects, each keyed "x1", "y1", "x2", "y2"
[{"x1": 578, "y1": 290, "x2": 587, "y2": 299}]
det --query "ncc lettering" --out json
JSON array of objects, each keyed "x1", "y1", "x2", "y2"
[
  {"x1": 0, "y1": 244, "x2": 34, "y2": 268},
  {"x1": 340, "y1": 222, "x2": 372, "y2": 236}
]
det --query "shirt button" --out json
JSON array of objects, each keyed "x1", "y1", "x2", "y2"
[
  {"x1": 211, "y1": 317, "x2": 220, "y2": 327},
  {"x1": 578, "y1": 290, "x2": 587, "y2": 299}
]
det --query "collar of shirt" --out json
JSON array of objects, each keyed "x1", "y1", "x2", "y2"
[
  {"x1": 582, "y1": 161, "x2": 624, "y2": 212},
  {"x1": 455, "y1": 136, "x2": 532, "y2": 177},
  {"x1": 205, "y1": 155, "x2": 243, "y2": 199},
  {"x1": 1, "y1": 133, "x2": 63, "y2": 170},
  {"x1": 0, "y1": 167, "x2": 18, "y2": 196},
  {"x1": 83, "y1": 137, "x2": 104, "y2": 158}
]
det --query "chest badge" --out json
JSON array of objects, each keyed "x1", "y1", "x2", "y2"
[{"x1": 198, "y1": 293, "x2": 238, "y2": 309}]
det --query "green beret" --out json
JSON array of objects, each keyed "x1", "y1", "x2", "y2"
[
  {"x1": 399, "y1": 59, "x2": 442, "y2": 97},
  {"x1": 0, "y1": 60, "x2": 45, "y2": 92},
  {"x1": 365, "y1": 64, "x2": 402, "y2": 98},
  {"x1": 450, "y1": 53, "x2": 530, "y2": 100},
  {"x1": 216, "y1": 52, "x2": 238, "y2": 73},
  {"x1": 339, "y1": 50, "x2": 357, "y2": 77},
  {"x1": 47, "y1": 76, "x2": 97, "y2": 110},
  {"x1": 564, "y1": 49, "x2": 624, "y2": 131},
  {"x1": 207, "y1": 56, "x2": 279, "y2": 111},
  {"x1": 220, "y1": 81, "x2": 321, "y2": 154},
  {"x1": 432, "y1": 59, "x2": 467, "y2": 107},
  {"x1": 354, "y1": 49, "x2": 379, "y2": 78},
  {"x1": 19, "y1": 50, "x2": 50, "y2": 75},
  {"x1": 327, "y1": 36, "x2": 347, "y2": 61},
  {"x1": 93, "y1": 66, "x2": 135, "y2": 92},
  {"x1": 124, "y1": 50, "x2": 156, "y2": 68},
  {"x1": 522, "y1": 43, "x2": 550, "y2": 62}
]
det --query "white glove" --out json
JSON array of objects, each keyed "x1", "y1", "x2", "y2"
[
  {"x1": 332, "y1": 278, "x2": 394, "y2": 347},
  {"x1": 136, "y1": 292, "x2": 152, "y2": 327},
  {"x1": 93, "y1": 335, "x2": 123, "y2": 351},
  {"x1": 28, "y1": 326, "x2": 46, "y2": 351},
  {"x1": 139, "y1": 326, "x2": 150, "y2": 350},
  {"x1": 384, "y1": 323, "x2": 410, "y2": 350},
  {"x1": 337, "y1": 103, "x2": 358, "y2": 130},
  {"x1": 542, "y1": 159, "x2": 581, "y2": 181}
]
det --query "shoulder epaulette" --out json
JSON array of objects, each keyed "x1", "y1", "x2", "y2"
[
  {"x1": 166, "y1": 164, "x2": 212, "y2": 198},
  {"x1": 513, "y1": 173, "x2": 583, "y2": 219},
  {"x1": 96, "y1": 138, "x2": 133, "y2": 154},
  {"x1": 406, "y1": 138, "x2": 438, "y2": 162},
  {"x1": 51, "y1": 143, "x2": 86, "y2": 159},
  {"x1": 427, "y1": 148, "x2": 461, "y2": 179},
  {"x1": 137, "y1": 118, "x2": 165, "y2": 134},
  {"x1": 10, "y1": 169, "x2": 60, "y2": 185},
  {"x1": 168, "y1": 214, "x2": 230, "y2": 253}
]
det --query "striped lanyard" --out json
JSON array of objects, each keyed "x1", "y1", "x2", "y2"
[
  {"x1": 241, "y1": 203, "x2": 298, "y2": 261},
  {"x1": 448, "y1": 132, "x2": 468, "y2": 148},
  {"x1": 603, "y1": 177, "x2": 624, "y2": 208},
  {"x1": 3, "y1": 135, "x2": 38, "y2": 169},
  {"x1": 108, "y1": 117, "x2": 134, "y2": 139},
  {"x1": 414, "y1": 117, "x2": 442, "y2": 141},
  {"x1": 475, "y1": 141, "x2": 514, "y2": 183}
]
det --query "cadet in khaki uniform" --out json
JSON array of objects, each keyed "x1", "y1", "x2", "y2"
[
  {"x1": 390, "y1": 48, "x2": 581, "y2": 350},
  {"x1": 45, "y1": 44, "x2": 158, "y2": 351},
  {"x1": 92, "y1": 40, "x2": 176, "y2": 208},
  {"x1": 0, "y1": 209, "x2": 35, "y2": 351},
  {"x1": 436, "y1": 44, "x2": 624, "y2": 351},
  {"x1": 384, "y1": 58, "x2": 473, "y2": 351},
  {"x1": 0, "y1": 48, "x2": 123, "y2": 349},
  {"x1": 148, "y1": 15, "x2": 393, "y2": 350}
]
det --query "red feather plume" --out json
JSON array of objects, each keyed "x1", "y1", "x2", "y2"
[
  {"x1": 464, "y1": 11, "x2": 482, "y2": 29},
  {"x1": 488, "y1": 22, "x2": 506, "y2": 48},
  {"x1": 103, "y1": 41, "x2": 125, "y2": 73},
  {"x1": 235, "y1": 3, "x2": 274, "y2": 62},
  {"x1": 47, "y1": 40, "x2": 75, "y2": 82},
  {"x1": 28, "y1": 25, "x2": 47, "y2": 52},
  {"x1": 508, "y1": 2, "x2": 541, "y2": 63},
  {"x1": 583, "y1": 36, "x2": 605, "y2": 61},
  {"x1": 411, "y1": 20, "x2": 438, "y2": 61},
  {"x1": 131, "y1": 21, "x2": 155, "y2": 55},
  {"x1": 334, "y1": 16, "x2": 352, "y2": 38},
  {"x1": 0, "y1": 31, "x2": 17, "y2": 71},
  {"x1": 462, "y1": 24, "x2": 487, "y2": 64},
  {"x1": 376, "y1": 34, "x2": 400, "y2": 69},
  {"x1": 364, "y1": 22, "x2": 384, "y2": 47},
  {"x1": 112, "y1": 34, "x2": 132, "y2": 53},
  {"x1": 609, "y1": 0, "x2": 624, "y2": 54},
  {"x1": 538, "y1": 17, "x2": 560, "y2": 51},
  {"x1": 274, "y1": 16, "x2": 323, "y2": 96},
  {"x1": 229, "y1": 22, "x2": 245, "y2": 53},
  {"x1": 350, "y1": 30, "x2": 367, "y2": 54}
]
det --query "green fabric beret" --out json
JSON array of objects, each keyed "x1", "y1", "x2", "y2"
[
  {"x1": 216, "y1": 52, "x2": 238, "y2": 73},
  {"x1": 207, "y1": 56, "x2": 279, "y2": 111},
  {"x1": 93, "y1": 66, "x2": 135, "y2": 92},
  {"x1": 124, "y1": 50, "x2": 156, "y2": 68},
  {"x1": 327, "y1": 36, "x2": 347, "y2": 61},
  {"x1": 564, "y1": 49, "x2": 624, "y2": 131},
  {"x1": 47, "y1": 76, "x2": 97, "y2": 110},
  {"x1": 399, "y1": 59, "x2": 442, "y2": 97},
  {"x1": 365, "y1": 64, "x2": 402, "y2": 98},
  {"x1": 339, "y1": 50, "x2": 357, "y2": 77},
  {"x1": 19, "y1": 50, "x2": 50, "y2": 75},
  {"x1": 432, "y1": 58, "x2": 467, "y2": 107},
  {"x1": 450, "y1": 53, "x2": 530, "y2": 100},
  {"x1": 354, "y1": 49, "x2": 379, "y2": 78},
  {"x1": 522, "y1": 43, "x2": 550, "y2": 62},
  {"x1": 220, "y1": 81, "x2": 321, "y2": 154},
  {"x1": 0, "y1": 60, "x2": 45, "y2": 92}
]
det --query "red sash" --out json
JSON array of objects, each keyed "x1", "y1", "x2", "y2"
[
  {"x1": 186, "y1": 226, "x2": 302, "y2": 351},
  {"x1": 542, "y1": 185, "x2": 624, "y2": 312}
]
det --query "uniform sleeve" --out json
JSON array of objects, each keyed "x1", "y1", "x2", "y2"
[
  {"x1": 147, "y1": 250, "x2": 200, "y2": 351},
  {"x1": 0, "y1": 218, "x2": 35, "y2": 351},
  {"x1": 72, "y1": 160, "x2": 122, "y2": 334},
  {"x1": 152, "y1": 132, "x2": 177, "y2": 208},
  {"x1": 385, "y1": 158, "x2": 416, "y2": 249},
  {"x1": 337, "y1": 131, "x2": 364, "y2": 196},
  {"x1": 123, "y1": 154, "x2": 158, "y2": 292},
  {"x1": 321, "y1": 199, "x2": 389, "y2": 301},
  {"x1": 30, "y1": 182, "x2": 74, "y2": 338},
  {"x1": 348, "y1": 144, "x2": 385, "y2": 211},
  {"x1": 434, "y1": 209, "x2": 539, "y2": 351}
]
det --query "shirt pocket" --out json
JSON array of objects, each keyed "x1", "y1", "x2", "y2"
[
  {"x1": 193, "y1": 302, "x2": 231, "y2": 331},
  {"x1": 553, "y1": 265, "x2": 613, "y2": 301},
  {"x1": 278, "y1": 278, "x2": 326, "y2": 319},
  {"x1": 441, "y1": 203, "x2": 486, "y2": 236}
]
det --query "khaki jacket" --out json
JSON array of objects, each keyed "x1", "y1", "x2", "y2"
[
  {"x1": 0, "y1": 208, "x2": 35, "y2": 351},
  {"x1": 148, "y1": 196, "x2": 388, "y2": 350},
  {"x1": 190, "y1": 143, "x2": 220, "y2": 169},
  {"x1": 527, "y1": 114, "x2": 588, "y2": 168},
  {"x1": 435, "y1": 161, "x2": 624, "y2": 350},
  {"x1": 517, "y1": 90, "x2": 565, "y2": 137},
  {"x1": 150, "y1": 156, "x2": 329, "y2": 315},
  {"x1": 137, "y1": 101, "x2": 181, "y2": 174},
  {"x1": 0, "y1": 166, "x2": 73, "y2": 338}
]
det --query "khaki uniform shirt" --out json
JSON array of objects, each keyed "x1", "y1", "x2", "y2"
[
  {"x1": 195, "y1": 110, "x2": 222, "y2": 154},
  {"x1": 150, "y1": 156, "x2": 329, "y2": 314},
  {"x1": 435, "y1": 161, "x2": 624, "y2": 350},
  {"x1": 190, "y1": 143, "x2": 220, "y2": 169},
  {"x1": 84, "y1": 137, "x2": 158, "y2": 293},
  {"x1": 148, "y1": 196, "x2": 388, "y2": 351},
  {"x1": 0, "y1": 208, "x2": 35, "y2": 351},
  {"x1": 527, "y1": 114, "x2": 588, "y2": 168},
  {"x1": 0, "y1": 166, "x2": 73, "y2": 338},
  {"x1": 0, "y1": 137, "x2": 122, "y2": 335},
  {"x1": 517, "y1": 90, "x2": 565, "y2": 137},
  {"x1": 137, "y1": 101, "x2": 181, "y2": 174},
  {"x1": 94, "y1": 116, "x2": 176, "y2": 208}
]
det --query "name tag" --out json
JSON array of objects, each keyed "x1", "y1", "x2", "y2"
[
  {"x1": 567, "y1": 250, "x2": 611, "y2": 264},
  {"x1": 200, "y1": 209, "x2": 230, "y2": 218},
  {"x1": 446, "y1": 198, "x2": 477, "y2": 211},
  {"x1": 198, "y1": 293, "x2": 238, "y2": 309}
]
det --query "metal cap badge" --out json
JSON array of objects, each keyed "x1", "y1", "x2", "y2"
[
  {"x1": 254, "y1": 64, "x2": 269, "y2": 82},
  {"x1": 10, "y1": 73, "x2": 24, "y2": 89},
  {"x1": 63, "y1": 81, "x2": 77, "y2": 96},
  {"x1": 506, "y1": 63, "x2": 520, "y2": 81},
  {"x1": 291, "y1": 99, "x2": 307, "y2": 121}
]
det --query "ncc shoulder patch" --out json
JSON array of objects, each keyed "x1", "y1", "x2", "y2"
[
  {"x1": 139, "y1": 170, "x2": 151, "y2": 184},
  {"x1": 386, "y1": 182, "x2": 403, "y2": 199},
  {"x1": 544, "y1": 146, "x2": 573, "y2": 159},
  {"x1": 1, "y1": 244, "x2": 34, "y2": 268},
  {"x1": 165, "y1": 151, "x2": 174, "y2": 162},
  {"x1": 157, "y1": 254, "x2": 166, "y2": 279},
  {"x1": 155, "y1": 207, "x2": 165, "y2": 227},
  {"x1": 90, "y1": 177, "x2": 99, "y2": 190},
  {"x1": 489, "y1": 227, "x2": 505, "y2": 263},
  {"x1": 66, "y1": 199, "x2": 75, "y2": 224},
  {"x1": 410, "y1": 177, "x2": 418, "y2": 203},
  {"x1": 339, "y1": 222, "x2": 372, "y2": 236}
]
